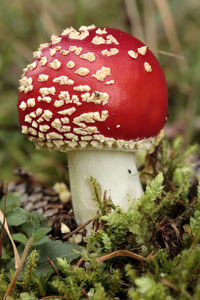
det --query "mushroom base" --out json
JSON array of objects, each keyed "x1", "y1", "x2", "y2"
[{"x1": 68, "y1": 150, "x2": 143, "y2": 227}]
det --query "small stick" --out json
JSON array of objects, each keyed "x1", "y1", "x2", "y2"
[
  {"x1": 71, "y1": 253, "x2": 91, "y2": 270},
  {"x1": 80, "y1": 287, "x2": 88, "y2": 298},
  {"x1": 95, "y1": 250, "x2": 157, "y2": 263},
  {"x1": 0, "y1": 209, "x2": 20, "y2": 269},
  {"x1": 148, "y1": 271, "x2": 180, "y2": 293},
  {"x1": 0, "y1": 184, "x2": 7, "y2": 260},
  {"x1": 150, "y1": 48, "x2": 186, "y2": 60},
  {"x1": 159, "y1": 278, "x2": 180, "y2": 293},
  {"x1": 63, "y1": 215, "x2": 98, "y2": 239},
  {"x1": 3, "y1": 237, "x2": 34, "y2": 300},
  {"x1": 48, "y1": 257, "x2": 61, "y2": 276},
  {"x1": 76, "y1": 257, "x2": 84, "y2": 268},
  {"x1": 170, "y1": 222, "x2": 182, "y2": 245}
]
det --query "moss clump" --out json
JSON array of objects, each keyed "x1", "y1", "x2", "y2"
[{"x1": 1, "y1": 137, "x2": 200, "y2": 299}]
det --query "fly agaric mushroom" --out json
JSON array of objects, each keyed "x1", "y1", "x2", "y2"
[{"x1": 18, "y1": 25, "x2": 168, "y2": 226}]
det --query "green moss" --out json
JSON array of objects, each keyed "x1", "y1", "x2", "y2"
[{"x1": 1, "y1": 138, "x2": 200, "y2": 299}]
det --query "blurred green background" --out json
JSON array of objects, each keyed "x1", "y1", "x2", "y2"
[{"x1": 0, "y1": 0, "x2": 199, "y2": 183}]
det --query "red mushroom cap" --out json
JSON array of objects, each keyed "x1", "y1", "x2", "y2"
[{"x1": 18, "y1": 25, "x2": 168, "y2": 151}]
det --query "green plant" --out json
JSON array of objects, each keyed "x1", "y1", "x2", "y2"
[
  {"x1": 0, "y1": 193, "x2": 81, "y2": 298},
  {"x1": 0, "y1": 137, "x2": 200, "y2": 299}
]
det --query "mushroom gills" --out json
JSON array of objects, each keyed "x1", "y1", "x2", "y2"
[{"x1": 68, "y1": 150, "x2": 143, "y2": 226}]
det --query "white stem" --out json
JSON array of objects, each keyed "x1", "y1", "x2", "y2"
[{"x1": 68, "y1": 150, "x2": 143, "y2": 225}]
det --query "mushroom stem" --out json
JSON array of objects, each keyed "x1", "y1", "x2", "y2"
[{"x1": 68, "y1": 150, "x2": 143, "y2": 226}]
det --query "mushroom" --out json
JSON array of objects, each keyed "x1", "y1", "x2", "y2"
[{"x1": 18, "y1": 25, "x2": 168, "y2": 226}]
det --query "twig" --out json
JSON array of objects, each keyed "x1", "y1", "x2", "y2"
[
  {"x1": 73, "y1": 250, "x2": 156, "y2": 267},
  {"x1": 93, "y1": 212, "x2": 100, "y2": 232},
  {"x1": 48, "y1": 257, "x2": 61, "y2": 276},
  {"x1": 63, "y1": 215, "x2": 98, "y2": 239},
  {"x1": 170, "y1": 222, "x2": 183, "y2": 245},
  {"x1": 119, "y1": 280, "x2": 130, "y2": 287},
  {"x1": 148, "y1": 271, "x2": 180, "y2": 293},
  {"x1": 80, "y1": 287, "x2": 88, "y2": 298},
  {"x1": 3, "y1": 237, "x2": 34, "y2": 300},
  {"x1": 76, "y1": 257, "x2": 84, "y2": 268},
  {"x1": 150, "y1": 48, "x2": 186, "y2": 60},
  {"x1": 0, "y1": 210, "x2": 20, "y2": 269},
  {"x1": 0, "y1": 184, "x2": 7, "y2": 261},
  {"x1": 71, "y1": 253, "x2": 90, "y2": 270},
  {"x1": 95, "y1": 250, "x2": 157, "y2": 263},
  {"x1": 159, "y1": 278, "x2": 180, "y2": 293}
]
